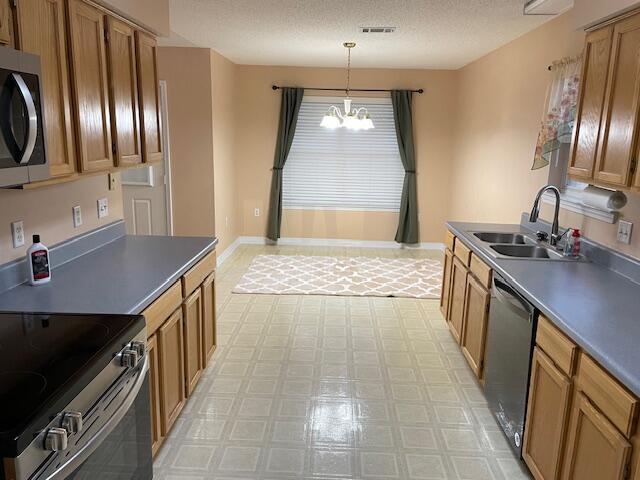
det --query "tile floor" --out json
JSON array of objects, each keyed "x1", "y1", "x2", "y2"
[{"x1": 153, "y1": 245, "x2": 532, "y2": 480}]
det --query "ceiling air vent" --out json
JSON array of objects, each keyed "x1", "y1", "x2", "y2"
[
  {"x1": 359, "y1": 26, "x2": 396, "y2": 34},
  {"x1": 524, "y1": 0, "x2": 573, "y2": 15}
]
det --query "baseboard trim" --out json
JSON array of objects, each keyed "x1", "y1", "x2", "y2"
[{"x1": 218, "y1": 236, "x2": 445, "y2": 267}]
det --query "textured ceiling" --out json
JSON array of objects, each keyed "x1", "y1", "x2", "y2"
[{"x1": 166, "y1": 0, "x2": 566, "y2": 69}]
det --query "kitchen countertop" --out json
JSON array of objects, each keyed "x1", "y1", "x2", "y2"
[
  {"x1": 0, "y1": 234, "x2": 217, "y2": 315},
  {"x1": 448, "y1": 221, "x2": 640, "y2": 397}
]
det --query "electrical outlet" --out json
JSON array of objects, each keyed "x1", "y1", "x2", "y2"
[
  {"x1": 72, "y1": 205, "x2": 83, "y2": 228},
  {"x1": 617, "y1": 220, "x2": 633, "y2": 245},
  {"x1": 254, "y1": 208, "x2": 260, "y2": 217},
  {"x1": 11, "y1": 221, "x2": 24, "y2": 248},
  {"x1": 97, "y1": 198, "x2": 109, "y2": 219}
]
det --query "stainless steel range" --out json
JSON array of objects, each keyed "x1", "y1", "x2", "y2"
[{"x1": 0, "y1": 312, "x2": 152, "y2": 480}]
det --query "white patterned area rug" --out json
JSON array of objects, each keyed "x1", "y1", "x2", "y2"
[{"x1": 233, "y1": 255, "x2": 442, "y2": 299}]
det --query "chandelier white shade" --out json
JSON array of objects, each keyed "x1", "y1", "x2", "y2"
[{"x1": 320, "y1": 43, "x2": 374, "y2": 131}]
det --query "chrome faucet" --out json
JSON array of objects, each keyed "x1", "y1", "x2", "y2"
[{"x1": 529, "y1": 185, "x2": 561, "y2": 246}]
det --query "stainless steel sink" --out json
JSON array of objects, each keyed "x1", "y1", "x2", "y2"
[
  {"x1": 473, "y1": 232, "x2": 530, "y2": 244},
  {"x1": 490, "y1": 244, "x2": 567, "y2": 260}
]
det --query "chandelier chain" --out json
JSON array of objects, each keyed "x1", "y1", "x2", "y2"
[{"x1": 346, "y1": 46, "x2": 351, "y2": 96}]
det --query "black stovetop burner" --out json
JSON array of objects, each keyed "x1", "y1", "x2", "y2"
[{"x1": 0, "y1": 312, "x2": 144, "y2": 457}]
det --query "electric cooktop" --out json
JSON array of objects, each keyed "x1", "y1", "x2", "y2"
[{"x1": 0, "y1": 312, "x2": 144, "y2": 457}]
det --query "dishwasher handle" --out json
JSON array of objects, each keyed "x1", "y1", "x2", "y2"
[{"x1": 492, "y1": 275, "x2": 535, "y2": 319}]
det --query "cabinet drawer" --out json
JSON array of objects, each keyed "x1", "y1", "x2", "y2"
[
  {"x1": 453, "y1": 240, "x2": 472, "y2": 266},
  {"x1": 182, "y1": 250, "x2": 217, "y2": 297},
  {"x1": 536, "y1": 315, "x2": 578, "y2": 377},
  {"x1": 445, "y1": 230, "x2": 456, "y2": 251},
  {"x1": 576, "y1": 352, "x2": 638, "y2": 438},
  {"x1": 143, "y1": 281, "x2": 182, "y2": 337},
  {"x1": 469, "y1": 253, "x2": 492, "y2": 289}
]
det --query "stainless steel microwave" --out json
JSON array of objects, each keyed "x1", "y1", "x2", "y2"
[{"x1": 0, "y1": 48, "x2": 48, "y2": 187}]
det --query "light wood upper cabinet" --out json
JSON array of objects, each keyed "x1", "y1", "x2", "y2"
[
  {"x1": 0, "y1": 0, "x2": 13, "y2": 45},
  {"x1": 440, "y1": 248, "x2": 454, "y2": 320},
  {"x1": 183, "y1": 288, "x2": 203, "y2": 397},
  {"x1": 158, "y1": 308, "x2": 185, "y2": 435},
  {"x1": 460, "y1": 273, "x2": 490, "y2": 379},
  {"x1": 562, "y1": 392, "x2": 631, "y2": 480},
  {"x1": 448, "y1": 256, "x2": 467, "y2": 344},
  {"x1": 594, "y1": 12, "x2": 640, "y2": 187},
  {"x1": 569, "y1": 26, "x2": 613, "y2": 180},
  {"x1": 67, "y1": 0, "x2": 113, "y2": 173},
  {"x1": 146, "y1": 333, "x2": 163, "y2": 457},
  {"x1": 15, "y1": 0, "x2": 76, "y2": 178},
  {"x1": 105, "y1": 16, "x2": 142, "y2": 167},
  {"x1": 135, "y1": 31, "x2": 163, "y2": 163},
  {"x1": 523, "y1": 347, "x2": 573, "y2": 480},
  {"x1": 201, "y1": 271, "x2": 216, "y2": 367}
]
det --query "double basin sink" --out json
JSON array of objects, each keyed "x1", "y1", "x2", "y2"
[{"x1": 472, "y1": 232, "x2": 579, "y2": 261}]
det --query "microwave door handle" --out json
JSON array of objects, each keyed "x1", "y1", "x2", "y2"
[
  {"x1": 11, "y1": 73, "x2": 38, "y2": 165},
  {"x1": 39, "y1": 356, "x2": 149, "y2": 480}
]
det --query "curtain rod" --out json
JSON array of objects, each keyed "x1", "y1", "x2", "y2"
[{"x1": 271, "y1": 85, "x2": 424, "y2": 94}]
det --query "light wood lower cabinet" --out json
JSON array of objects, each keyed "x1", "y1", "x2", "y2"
[
  {"x1": 146, "y1": 333, "x2": 163, "y2": 456},
  {"x1": 143, "y1": 252, "x2": 216, "y2": 456},
  {"x1": 448, "y1": 255, "x2": 468, "y2": 344},
  {"x1": 183, "y1": 288, "x2": 203, "y2": 397},
  {"x1": 562, "y1": 392, "x2": 632, "y2": 480},
  {"x1": 460, "y1": 273, "x2": 490, "y2": 379},
  {"x1": 440, "y1": 248, "x2": 454, "y2": 320},
  {"x1": 523, "y1": 347, "x2": 573, "y2": 480},
  {"x1": 158, "y1": 308, "x2": 185, "y2": 435},
  {"x1": 201, "y1": 271, "x2": 217, "y2": 366}
]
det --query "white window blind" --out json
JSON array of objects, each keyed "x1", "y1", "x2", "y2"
[{"x1": 283, "y1": 97, "x2": 405, "y2": 211}]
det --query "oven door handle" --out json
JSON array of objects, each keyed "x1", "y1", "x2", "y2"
[
  {"x1": 39, "y1": 357, "x2": 149, "y2": 480},
  {"x1": 11, "y1": 73, "x2": 38, "y2": 165}
]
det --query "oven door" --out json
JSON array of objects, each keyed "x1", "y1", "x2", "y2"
[{"x1": 33, "y1": 360, "x2": 153, "y2": 480}]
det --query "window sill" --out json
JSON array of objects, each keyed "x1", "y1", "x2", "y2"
[
  {"x1": 541, "y1": 191, "x2": 618, "y2": 224},
  {"x1": 283, "y1": 206, "x2": 400, "y2": 213}
]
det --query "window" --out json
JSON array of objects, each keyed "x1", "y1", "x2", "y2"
[{"x1": 283, "y1": 96, "x2": 405, "y2": 211}]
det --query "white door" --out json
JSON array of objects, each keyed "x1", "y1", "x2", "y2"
[{"x1": 122, "y1": 81, "x2": 173, "y2": 235}]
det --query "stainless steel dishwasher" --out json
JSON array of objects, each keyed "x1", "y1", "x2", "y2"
[{"x1": 483, "y1": 273, "x2": 538, "y2": 458}]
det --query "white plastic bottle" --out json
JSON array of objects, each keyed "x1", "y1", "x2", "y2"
[{"x1": 27, "y1": 234, "x2": 51, "y2": 286}]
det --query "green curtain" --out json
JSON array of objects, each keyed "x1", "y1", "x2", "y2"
[
  {"x1": 391, "y1": 90, "x2": 419, "y2": 244},
  {"x1": 266, "y1": 87, "x2": 304, "y2": 241}
]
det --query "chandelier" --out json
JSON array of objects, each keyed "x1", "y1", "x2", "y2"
[{"x1": 320, "y1": 42, "x2": 374, "y2": 131}]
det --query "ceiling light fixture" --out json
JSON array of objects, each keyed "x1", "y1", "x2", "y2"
[{"x1": 320, "y1": 42, "x2": 374, "y2": 131}]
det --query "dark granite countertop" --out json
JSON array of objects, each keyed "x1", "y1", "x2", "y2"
[
  {"x1": 448, "y1": 221, "x2": 640, "y2": 397},
  {"x1": 0, "y1": 234, "x2": 217, "y2": 315}
]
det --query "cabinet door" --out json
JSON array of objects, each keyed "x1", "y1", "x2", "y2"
[
  {"x1": 201, "y1": 271, "x2": 216, "y2": 367},
  {"x1": 0, "y1": 0, "x2": 12, "y2": 45},
  {"x1": 594, "y1": 12, "x2": 640, "y2": 187},
  {"x1": 183, "y1": 288, "x2": 203, "y2": 397},
  {"x1": 448, "y1": 256, "x2": 468, "y2": 344},
  {"x1": 158, "y1": 309, "x2": 185, "y2": 435},
  {"x1": 147, "y1": 333, "x2": 163, "y2": 457},
  {"x1": 67, "y1": 0, "x2": 114, "y2": 172},
  {"x1": 16, "y1": 0, "x2": 76, "y2": 177},
  {"x1": 569, "y1": 26, "x2": 613, "y2": 180},
  {"x1": 105, "y1": 16, "x2": 141, "y2": 166},
  {"x1": 135, "y1": 31, "x2": 163, "y2": 163},
  {"x1": 523, "y1": 347, "x2": 572, "y2": 480},
  {"x1": 460, "y1": 274, "x2": 489, "y2": 379},
  {"x1": 440, "y1": 248, "x2": 454, "y2": 321},
  {"x1": 562, "y1": 392, "x2": 631, "y2": 480}
]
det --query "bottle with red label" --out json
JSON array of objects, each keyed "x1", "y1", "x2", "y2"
[
  {"x1": 570, "y1": 229, "x2": 581, "y2": 258},
  {"x1": 27, "y1": 234, "x2": 51, "y2": 286}
]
